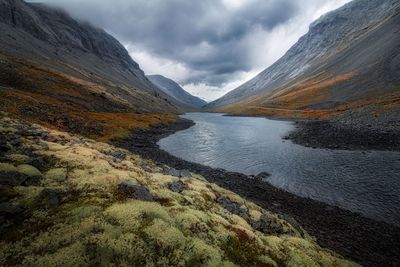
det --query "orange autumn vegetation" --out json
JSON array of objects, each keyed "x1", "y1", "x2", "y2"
[
  {"x1": 0, "y1": 53, "x2": 177, "y2": 141},
  {"x1": 217, "y1": 71, "x2": 400, "y2": 120}
]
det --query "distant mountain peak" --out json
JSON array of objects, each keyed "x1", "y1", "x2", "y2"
[{"x1": 148, "y1": 74, "x2": 207, "y2": 109}]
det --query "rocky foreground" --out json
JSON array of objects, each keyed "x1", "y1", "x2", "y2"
[{"x1": 0, "y1": 114, "x2": 358, "y2": 266}]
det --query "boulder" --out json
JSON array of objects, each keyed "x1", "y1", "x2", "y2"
[
  {"x1": 251, "y1": 214, "x2": 290, "y2": 235},
  {"x1": 164, "y1": 167, "x2": 192, "y2": 178},
  {"x1": 167, "y1": 180, "x2": 186, "y2": 193},
  {"x1": 216, "y1": 196, "x2": 250, "y2": 219},
  {"x1": 17, "y1": 164, "x2": 42, "y2": 185},
  {"x1": 0, "y1": 163, "x2": 27, "y2": 186},
  {"x1": 118, "y1": 182, "x2": 154, "y2": 201}
]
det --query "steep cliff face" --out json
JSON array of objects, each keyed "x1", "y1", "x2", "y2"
[
  {"x1": 0, "y1": 0, "x2": 185, "y2": 136},
  {"x1": 148, "y1": 75, "x2": 207, "y2": 109},
  {"x1": 207, "y1": 0, "x2": 400, "y2": 113}
]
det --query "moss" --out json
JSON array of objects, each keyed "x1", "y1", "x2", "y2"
[
  {"x1": 0, "y1": 163, "x2": 17, "y2": 173},
  {"x1": 44, "y1": 168, "x2": 67, "y2": 182},
  {"x1": 16, "y1": 164, "x2": 42, "y2": 178},
  {"x1": 0, "y1": 117, "x2": 360, "y2": 267}
]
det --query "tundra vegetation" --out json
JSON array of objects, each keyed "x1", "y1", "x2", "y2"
[{"x1": 0, "y1": 114, "x2": 358, "y2": 266}]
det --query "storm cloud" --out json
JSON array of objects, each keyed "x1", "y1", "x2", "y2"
[{"x1": 29, "y1": 0, "x2": 350, "y2": 101}]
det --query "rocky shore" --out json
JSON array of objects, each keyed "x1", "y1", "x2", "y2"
[
  {"x1": 287, "y1": 120, "x2": 400, "y2": 151},
  {"x1": 113, "y1": 118, "x2": 400, "y2": 267}
]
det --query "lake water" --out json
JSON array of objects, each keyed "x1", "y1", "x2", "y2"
[{"x1": 159, "y1": 113, "x2": 400, "y2": 225}]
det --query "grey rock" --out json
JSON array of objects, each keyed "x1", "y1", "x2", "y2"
[
  {"x1": 164, "y1": 167, "x2": 192, "y2": 178},
  {"x1": 167, "y1": 180, "x2": 186, "y2": 193},
  {"x1": 251, "y1": 213, "x2": 290, "y2": 235},
  {"x1": 216, "y1": 196, "x2": 250, "y2": 220},
  {"x1": 118, "y1": 182, "x2": 154, "y2": 201}
]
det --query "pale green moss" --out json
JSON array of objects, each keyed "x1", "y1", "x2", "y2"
[
  {"x1": 0, "y1": 117, "x2": 360, "y2": 267},
  {"x1": 44, "y1": 168, "x2": 67, "y2": 182},
  {"x1": 17, "y1": 164, "x2": 42, "y2": 178}
]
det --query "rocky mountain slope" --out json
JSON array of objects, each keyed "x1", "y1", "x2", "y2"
[
  {"x1": 148, "y1": 75, "x2": 207, "y2": 109},
  {"x1": 0, "y1": 0, "x2": 188, "y2": 139},
  {"x1": 206, "y1": 0, "x2": 400, "y2": 121}
]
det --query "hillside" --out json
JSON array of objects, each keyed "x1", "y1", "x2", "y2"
[
  {"x1": 0, "y1": 0, "x2": 183, "y2": 140},
  {"x1": 0, "y1": 114, "x2": 359, "y2": 266},
  {"x1": 148, "y1": 75, "x2": 207, "y2": 109},
  {"x1": 206, "y1": 0, "x2": 400, "y2": 122}
]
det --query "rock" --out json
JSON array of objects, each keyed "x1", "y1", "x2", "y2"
[
  {"x1": 167, "y1": 180, "x2": 186, "y2": 193},
  {"x1": 179, "y1": 169, "x2": 192, "y2": 177},
  {"x1": 251, "y1": 214, "x2": 288, "y2": 235},
  {"x1": 255, "y1": 172, "x2": 270, "y2": 180},
  {"x1": 164, "y1": 167, "x2": 192, "y2": 178},
  {"x1": 45, "y1": 168, "x2": 67, "y2": 182},
  {"x1": 0, "y1": 202, "x2": 23, "y2": 216},
  {"x1": 118, "y1": 182, "x2": 154, "y2": 201},
  {"x1": 27, "y1": 156, "x2": 47, "y2": 170},
  {"x1": 17, "y1": 164, "x2": 42, "y2": 185},
  {"x1": 0, "y1": 136, "x2": 11, "y2": 152},
  {"x1": 0, "y1": 163, "x2": 27, "y2": 186},
  {"x1": 216, "y1": 196, "x2": 250, "y2": 219},
  {"x1": 38, "y1": 188, "x2": 60, "y2": 209}
]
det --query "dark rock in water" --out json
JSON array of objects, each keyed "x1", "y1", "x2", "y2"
[
  {"x1": 0, "y1": 202, "x2": 23, "y2": 216},
  {"x1": 255, "y1": 172, "x2": 270, "y2": 180},
  {"x1": 167, "y1": 180, "x2": 186, "y2": 193},
  {"x1": 118, "y1": 182, "x2": 154, "y2": 201},
  {"x1": 216, "y1": 196, "x2": 250, "y2": 220},
  {"x1": 38, "y1": 188, "x2": 60, "y2": 209},
  {"x1": 251, "y1": 214, "x2": 289, "y2": 235}
]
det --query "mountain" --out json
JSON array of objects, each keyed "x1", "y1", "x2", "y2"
[
  {"x1": 0, "y1": 0, "x2": 181, "y2": 139},
  {"x1": 148, "y1": 75, "x2": 207, "y2": 109},
  {"x1": 206, "y1": 0, "x2": 400, "y2": 119}
]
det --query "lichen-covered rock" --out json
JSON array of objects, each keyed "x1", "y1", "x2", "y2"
[
  {"x1": 17, "y1": 164, "x2": 42, "y2": 185},
  {"x1": 0, "y1": 163, "x2": 26, "y2": 186},
  {"x1": 118, "y1": 182, "x2": 154, "y2": 201},
  {"x1": 216, "y1": 195, "x2": 250, "y2": 220},
  {"x1": 251, "y1": 213, "x2": 291, "y2": 235}
]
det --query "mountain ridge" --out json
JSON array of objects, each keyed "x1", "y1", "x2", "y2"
[
  {"x1": 148, "y1": 74, "x2": 207, "y2": 109},
  {"x1": 206, "y1": 0, "x2": 400, "y2": 117}
]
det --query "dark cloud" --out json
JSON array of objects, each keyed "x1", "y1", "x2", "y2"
[{"x1": 35, "y1": 0, "x2": 302, "y2": 86}]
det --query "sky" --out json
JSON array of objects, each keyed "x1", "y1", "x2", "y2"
[{"x1": 32, "y1": 0, "x2": 350, "y2": 101}]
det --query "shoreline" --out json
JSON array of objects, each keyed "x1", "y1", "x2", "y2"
[
  {"x1": 112, "y1": 117, "x2": 400, "y2": 267},
  {"x1": 287, "y1": 120, "x2": 400, "y2": 151}
]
